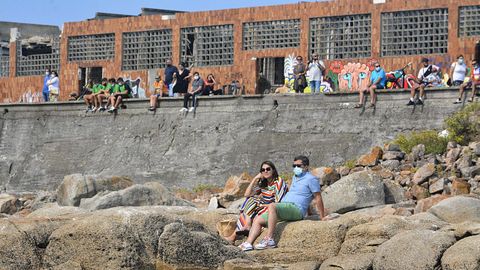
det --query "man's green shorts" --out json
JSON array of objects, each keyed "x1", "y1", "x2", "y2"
[{"x1": 260, "y1": 202, "x2": 303, "y2": 226}]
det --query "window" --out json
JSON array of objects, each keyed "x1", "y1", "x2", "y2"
[
  {"x1": 122, "y1": 29, "x2": 172, "y2": 70},
  {"x1": 0, "y1": 49, "x2": 9, "y2": 77},
  {"x1": 381, "y1": 9, "x2": 448, "y2": 56},
  {"x1": 310, "y1": 14, "x2": 372, "y2": 60},
  {"x1": 243, "y1": 19, "x2": 300, "y2": 50},
  {"x1": 68, "y1": 33, "x2": 115, "y2": 62},
  {"x1": 16, "y1": 39, "x2": 60, "y2": 76},
  {"x1": 459, "y1": 5, "x2": 480, "y2": 37},
  {"x1": 180, "y1": 25, "x2": 234, "y2": 67}
]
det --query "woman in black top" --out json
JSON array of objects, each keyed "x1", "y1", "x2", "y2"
[{"x1": 173, "y1": 62, "x2": 191, "y2": 96}]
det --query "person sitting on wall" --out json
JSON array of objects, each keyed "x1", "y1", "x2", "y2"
[
  {"x1": 407, "y1": 58, "x2": 440, "y2": 106},
  {"x1": 238, "y1": 155, "x2": 326, "y2": 251},
  {"x1": 108, "y1": 78, "x2": 132, "y2": 113},
  {"x1": 455, "y1": 59, "x2": 480, "y2": 104},
  {"x1": 91, "y1": 78, "x2": 106, "y2": 112},
  {"x1": 223, "y1": 161, "x2": 288, "y2": 244},
  {"x1": 83, "y1": 79, "x2": 97, "y2": 112},
  {"x1": 96, "y1": 78, "x2": 112, "y2": 111},
  {"x1": 293, "y1": 56, "x2": 307, "y2": 93},
  {"x1": 203, "y1": 74, "x2": 222, "y2": 95},
  {"x1": 355, "y1": 62, "x2": 386, "y2": 108},
  {"x1": 148, "y1": 76, "x2": 167, "y2": 111},
  {"x1": 180, "y1": 72, "x2": 204, "y2": 113},
  {"x1": 450, "y1": 55, "x2": 468, "y2": 88}
]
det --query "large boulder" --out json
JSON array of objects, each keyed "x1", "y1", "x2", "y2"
[
  {"x1": 372, "y1": 230, "x2": 456, "y2": 270},
  {"x1": 322, "y1": 172, "x2": 385, "y2": 214},
  {"x1": 441, "y1": 235, "x2": 480, "y2": 270},
  {"x1": 414, "y1": 195, "x2": 450, "y2": 214},
  {"x1": 0, "y1": 194, "x2": 21, "y2": 214},
  {"x1": 79, "y1": 182, "x2": 194, "y2": 210},
  {"x1": 320, "y1": 253, "x2": 375, "y2": 270},
  {"x1": 157, "y1": 222, "x2": 245, "y2": 269},
  {"x1": 252, "y1": 220, "x2": 349, "y2": 264},
  {"x1": 221, "y1": 172, "x2": 252, "y2": 200},
  {"x1": 357, "y1": 147, "x2": 383, "y2": 167},
  {"x1": 428, "y1": 196, "x2": 480, "y2": 223},
  {"x1": 311, "y1": 167, "x2": 340, "y2": 186},
  {"x1": 56, "y1": 174, "x2": 134, "y2": 206},
  {"x1": 42, "y1": 206, "x2": 230, "y2": 269}
]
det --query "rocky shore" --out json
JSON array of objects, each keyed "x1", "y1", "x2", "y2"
[{"x1": 1, "y1": 140, "x2": 480, "y2": 269}]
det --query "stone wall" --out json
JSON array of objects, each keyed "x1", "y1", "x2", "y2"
[{"x1": 0, "y1": 89, "x2": 465, "y2": 192}]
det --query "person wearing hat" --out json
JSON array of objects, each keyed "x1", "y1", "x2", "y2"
[{"x1": 149, "y1": 76, "x2": 167, "y2": 111}]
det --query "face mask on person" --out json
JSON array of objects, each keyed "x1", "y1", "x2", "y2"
[
  {"x1": 194, "y1": 75, "x2": 199, "y2": 80},
  {"x1": 45, "y1": 71, "x2": 50, "y2": 75},
  {"x1": 293, "y1": 166, "x2": 303, "y2": 176},
  {"x1": 458, "y1": 58, "x2": 464, "y2": 65},
  {"x1": 375, "y1": 67, "x2": 381, "y2": 72}
]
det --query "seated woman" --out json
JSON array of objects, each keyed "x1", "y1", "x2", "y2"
[
  {"x1": 203, "y1": 74, "x2": 221, "y2": 95},
  {"x1": 148, "y1": 76, "x2": 167, "y2": 111},
  {"x1": 223, "y1": 161, "x2": 288, "y2": 244}
]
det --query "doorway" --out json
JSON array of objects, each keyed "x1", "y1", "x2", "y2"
[
  {"x1": 256, "y1": 57, "x2": 285, "y2": 94},
  {"x1": 78, "y1": 67, "x2": 103, "y2": 93}
]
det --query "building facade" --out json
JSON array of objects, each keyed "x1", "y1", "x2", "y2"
[{"x1": 0, "y1": 0, "x2": 479, "y2": 102}]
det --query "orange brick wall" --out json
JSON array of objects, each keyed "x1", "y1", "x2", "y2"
[{"x1": 1, "y1": 0, "x2": 479, "y2": 102}]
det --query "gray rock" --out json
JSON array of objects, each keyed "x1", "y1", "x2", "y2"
[
  {"x1": 79, "y1": 182, "x2": 194, "y2": 210},
  {"x1": 157, "y1": 222, "x2": 245, "y2": 269},
  {"x1": 447, "y1": 141, "x2": 458, "y2": 150},
  {"x1": 382, "y1": 151, "x2": 405, "y2": 161},
  {"x1": 322, "y1": 172, "x2": 385, "y2": 214},
  {"x1": 208, "y1": 196, "x2": 219, "y2": 210},
  {"x1": 226, "y1": 198, "x2": 245, "y2": 211},
  {"x1": 441, "y1": 235, "x2": 480, "y2": 270},
  {"x1": 320, "y1": 253, "x2": 374, "y2": 270},
  {"x1": 0, "y1": 194, "x2": 20, "y2": 215},
  {"x1": 412, "y1": 163, "x2": 436, "y2": 185},
  {"x1": 384, "y1": 144, "x2": 401, "y2": 152},
  {"x1": 445, "y1": 148, "x2": 461, "y2": 165},
  {"x1": 383, "y1": 180, "x2": 406, "y2": 204},
  {"x1": 469, "y1": 141, "x2": 480, "y2": 156},
  {"x1": 428, "y1": 196, "x2": 480, "y2": 223},
  {"x1": 429, "y1": 178, "x2": 446, "y2": 194},
  {"x1": 411, "y1": 144, "x2": 425, "y2": 161},
  {"x1": 380, "y1": 160, "x2": 400, "y2": 171},
  {"x1": 456, "y1": 155, "x2": 473, "y2": 171},
  {"x1": 28, "y1": 203, "x2": 88, "y2": 218},
  {"x1": 461, "y1": 166, "x2": 480, "y2": 178},
  {"x1": 372, "y1": 230, "x2": 456, "y2": 270},
  {"x1": 56, "y1": 174, "x2": 134, "y2": 206}
]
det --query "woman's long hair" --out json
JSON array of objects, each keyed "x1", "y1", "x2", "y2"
[{"x1": 259, "y1": 160, "x2": 279, "y2": 181}]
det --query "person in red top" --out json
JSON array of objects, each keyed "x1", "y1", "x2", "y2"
[{"x1": 456, "y1": 59, "x2": 480, "y2": 104}]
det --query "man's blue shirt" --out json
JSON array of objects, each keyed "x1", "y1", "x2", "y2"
[
  {"x1": 42, "y1": 74, "x2": 50, "y2": 93},
  {"x1": 283, "y1": 171, "x2": 321, "y2": 217},
  {"x1": 370, "y1": 68, "x2": 387, "y2": 87}
]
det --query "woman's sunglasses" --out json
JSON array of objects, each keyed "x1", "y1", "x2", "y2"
[{"x1": 260, "y1": 167, "x2": 272, "y2": 172}]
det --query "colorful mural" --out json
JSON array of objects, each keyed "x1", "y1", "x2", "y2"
[{"x1": 338, "y1": 62, "x2": 371, "y2": 92}]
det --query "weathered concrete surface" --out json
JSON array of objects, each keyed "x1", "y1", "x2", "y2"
[{"x1": 0, "y1": 89, "x2": 462, "y2": 192}]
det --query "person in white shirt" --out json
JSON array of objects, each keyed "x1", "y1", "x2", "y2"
[
  {"x1": 306, "y1": 53, "x2": 325, "y2": 94},
  {"x1": 455, "y1": 59, "x2": 480, "y2": 104},
  {"x1": 407, "y1": 58, "x2": 439, "y2": 106},
  {"x1": 450, "y1": 55, "x2": 467, "y2": 87}
]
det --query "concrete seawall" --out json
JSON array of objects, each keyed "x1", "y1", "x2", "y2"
[{"x1": 0, "y1": 89, "x2": 465, "y2": 192}]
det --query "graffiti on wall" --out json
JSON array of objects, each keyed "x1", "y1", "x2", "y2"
[
  {"x1": 338, "y1": 63, "x2": 371, "y2": 92},
  {"x1": 283, "y1": 54, "x2": 332, "y2": 93},
  {"x1": 18, "y1": 90, "x2": 43, "y2": 103}
]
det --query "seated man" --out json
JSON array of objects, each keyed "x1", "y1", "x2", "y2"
[
  {"x1": 95, "y1": 78, "x2": 108, "y2": 112},
  {"x1": 180, "y1": 72, "x2": 204, "y2": 113},
  {"x1": 408, "y1": 58, "x2": 440, "y2": 106},
  {"x1": 355, "y1": 62, "x2": 386, "y2": 108},
  {"x1": 455, "y1": 59, "x2": 480, "y2": 104},
  {"x1": 83, "y1": 80, "x2": 99, "y2": 112},
  {"x1": 238, "y1": 155, "x2": 326, "y2": 251},
  {"x1": 108, "y1": 78, "x2": 132, "y2": 113}
]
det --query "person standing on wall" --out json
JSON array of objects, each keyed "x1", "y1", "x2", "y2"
[
  {"x1": 306, "y1": 53, "x2": 325, "y2": 94},
  {"x1": 47, "y1": 71, "x2": 60, "y2": 102},
  {"x1": 293, "y1": 56, "x2": 307, "y2": 93},
  {"x1": 173, "y1": 62, "x2": 192, "y2": 97},
  {"x1": 450, "y1": 55, "x2": 467, "y2": 88},
  {"x1": 42, "y1": 69, "x2": 51, "y2": 102},
  {"x1": 164, "y1": 59, "x2": 178, "y2": 97}
]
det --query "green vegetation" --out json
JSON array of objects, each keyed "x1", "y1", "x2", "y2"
[
  {"x1": 393, "y1": 130, "x2": 448, "y2": 155},
  {"x1": 344, "y1": 159, "x2": 357, "y2": 169},
  {"x1": 192, "y1": 183, "x2": 221, "y2": 194},
  {"x1": 445, "y1": 102, "x2": 480, "y2": 145}
]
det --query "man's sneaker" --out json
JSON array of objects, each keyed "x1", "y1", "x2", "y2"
[
  {"x1": 148, "y1": 106, "x2": 156, "y2": 111},
  {"x1": 107, "y1": 107, "x2": 115, "y2": 113},
  {"x1": 406, "y1": 100, "x2": 415, "y2": 106},
  {"x1": 453, "y1": 99, "x2": 462, "y2": 104},
  {"x1": 416, "y1": 99, "x2": 424, "y2": 105},
  {"x1": 254, "y1": 237, "x2": 276, "y2": 250},
  {"x1": 238, "y1": 242, "x2": 253, "y2": 252},
  {"x1": 188, "y1": 107, "x2": 195, "y2": 112},
  {"x1": 99, "y1": 107, "x2": 106, "y2": 112},
  {"x1": 180, "y1": 108, "x2": 188, "y2": 112},
  {"x1": 85, "y1": 107, "x2": 92, "y2": 113}
]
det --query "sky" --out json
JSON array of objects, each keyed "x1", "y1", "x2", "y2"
[{"x1": 0, "y1": 0, "x2": 319, "y2": 27}]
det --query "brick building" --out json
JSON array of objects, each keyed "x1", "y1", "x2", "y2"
[{"x1": 0, "y1": 0, "x2": 479, "y2": 102}]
